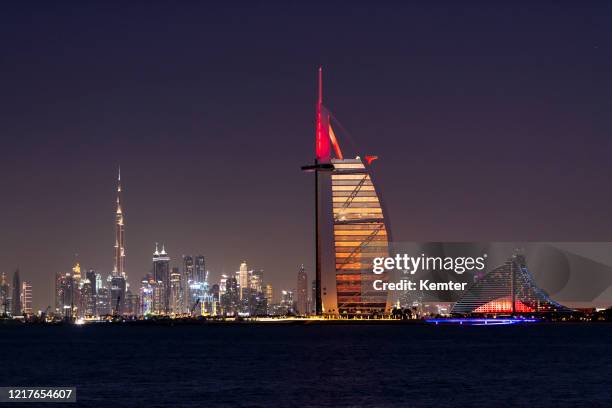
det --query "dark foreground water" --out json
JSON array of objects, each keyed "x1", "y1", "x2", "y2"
[{"x1": 0, "y1": 323, "x2": 611, "y2": 407}]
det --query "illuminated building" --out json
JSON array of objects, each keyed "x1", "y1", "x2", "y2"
[
  {"x1": 109, "y1": 168, "x2": 127, "y2": 315},
  {"x1": 238, "y1": 261, "x2": 248, "y2": 300},
  {"x1": 12, "y1": 269, "x2": 21, "y2": 316},
  {"x1": 210, "y1": 284, "x2": 220, "y2": 316},
  {"x1": 20, "y1": 281, "x2": 32, "y2": 315},
  {"x1": 96, "y1": 287, "x2": 111, "y2": 316},
  {"x1": 265, "y1": 284, "x2": 273, "y2": 306},
  {"x1": 180, "y1": 254, "x2": 208, "y2": 314},
  {"x1": 81, "y1": 278, "x2": 95, "y2": 317},
  {"x1": 72, "y1": 263, "x2": 82, "y2": 316},
  {"x1": 219, "y1": 274, "x2": 228, "y2": 297},
  {"x1": 182, "y1": 255, "x2": 194, "y2": 312},
  {"x1": 113, "y1": 167, "x2": 126, "y2": 278},
  {"x1": 183, "y1": 255, "x2": 194, "y2": 281},
  {"x1": 139, "y1": 274, "x2": 154, "y2": 316},
  {"x1": 170, "y1": 267, "x2": 183, "y2": 314},
  {"x1": 451, "y1": 253, "x2": 572, "y2": 315},
  {"x1": 124, "y1": 290, "x2": 139, "y2": 317},
  {"x1": 280, "y1": 290, "x2": 295, "y2": 314},
  {"x1": 0, "y1": 272, "x2": 10, "y2": 315},
  {"x1": 195, "y1": 255, "x2": 206, "y2": 283},
  {"x1": 152, "y1": 244, "x2": 170, "y2": 314},
  {"x1": 302, "y1": 68, "x2": 391, "y2": 317},
  {"x1": 84, "y1": 269, "x2": 97, "y2": 316},
  {"x1": 250, "y1": 269, "x2": 263, "y2": 293},
  {"x1": 95, "y1": 273, "x2": 103, "y2": 296},
  {"x1": 55, "y1": 271, "x2": 70, "y2": 316},
  {"x1": 296, "y1": 265, "x2": 308, "y2": 315},
  {"x1": 221, "y1": 276, "x2": 239, "y2": 316},
  {"x1": 72, "y1": 262, "x2": 81, "y2": 281}
]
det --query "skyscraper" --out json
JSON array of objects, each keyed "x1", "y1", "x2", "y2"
[
  {"x1": 239, "y1": 261, "x2": 248, "y2": 300},
  {"x1": 280, "y1": 290, "x2": 295, "y2": 314},
  {"x1": 97, "y1": 286, "x2": 111, "y2": 316},
  {"x1": 86, "y1": 269, "x2": 97, "y2": 294},
  {"x1": 183, "y1": 255, "x2": 194, "y2": 282},
  {"x1": 195, "y1": 255, "x2": 206, "y2": 283},
  {"x1": 113, "y1": 167, "x2": 126, "y2": 278},
  {"x1": 110, "y1": 275, "x2": 126, "y2": 316},
  {"x1": 265, "y1": 284, "x2": 273, "y2": 306},
  {"x1": 55, "y1": 271, "x2": 68, "y2": 316},
  {"x1": 152, "y1": 243, "x2": 170, "y2": 314},
  {"x1": 72, "y1": 263, "x2": 82, "y2": 316},
  {"x1": 81, "y1": 277, "x2": 96, "y2": 317},
  {"x1": 109, "y1": 168, "x2": 127, "y2": 316},
  {"x1": 11, "y1": 269, "x2": 21, "y2": 316},
  {"x1": 221, "y1": 276, "x2": 239, "y2": 316},
  {"x1": 302, "y1": 68, "x2": 391, "y2": 317},
  {"x1": 20, "y1": 281, "x2": 32, "y2": 315},
  {"x1": 250, "y1": 269, "x2": 263, "y2": 293},
  {"x1": 296, "y1": 265, "x2": 308, "y2": 315},
  {"x1": 219, "y1": 274, "x2": 228, "y2": 297},
  {"x1": 0, "y1": 272, "x2": 10, "y2": 316},
  {"x1": 311, "y1": 280, "x2": 316, "y2": 314},
  {"x1": 170, "y1": 267, "x2": 182, "y2": 314}
]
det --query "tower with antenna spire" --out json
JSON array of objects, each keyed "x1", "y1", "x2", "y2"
[
  {"x1": 113, "y1": 167, "x2": 126, "y2": 278},
  {"x1": 110, "y1": 167, "x2": 127, "y2": 316}
]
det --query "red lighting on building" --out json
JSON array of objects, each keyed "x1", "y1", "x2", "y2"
[
  {"x1": 474, "y1": 297, "x2": 535, "y2": 314},
  {"x1": 315, "y1": 67, "x2": 331, "y2": 162}
]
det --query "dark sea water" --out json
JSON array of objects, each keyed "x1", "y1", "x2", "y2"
[{"x1": 0, "y1": 323, "x2": 611, "y2": 407}]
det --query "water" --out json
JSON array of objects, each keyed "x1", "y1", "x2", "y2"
[{"x1": 0, "y1": 323, "x2": 610, "y2": 407}]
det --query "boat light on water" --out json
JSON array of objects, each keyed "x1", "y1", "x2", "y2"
[{"x1": 425, "y1": 318, "x2": 540, "y2": 326}]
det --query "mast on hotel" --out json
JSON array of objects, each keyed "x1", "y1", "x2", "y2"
[{"x1": 301, "y1": 67, "x2": 334, "y2": 315}]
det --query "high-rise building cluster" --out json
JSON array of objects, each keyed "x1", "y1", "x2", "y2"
[
  {"x1": 139, "y1": 247, "x2": 215, "y2": 316},
  {"x1": 5, "y1": 169, "x2": 312, "y2": 321},
  {"x1": 0, "y1": 269, "x2": 32, "y2": 317},
  {"x1": 50, "y1": 253, "x2": 307, "y2": 319}
]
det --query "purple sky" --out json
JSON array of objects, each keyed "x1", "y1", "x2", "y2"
[{"x1": 1, "y1": 1, "x2": 611, "y2": 310}]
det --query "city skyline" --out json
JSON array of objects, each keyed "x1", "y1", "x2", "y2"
[{"x1": 2, "y1": 2, "x2": 612, "y2": 311}]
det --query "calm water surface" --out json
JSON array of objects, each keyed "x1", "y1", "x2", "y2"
[{"x1": 0, "y1": 323, "x2": 610, "y2": 407}]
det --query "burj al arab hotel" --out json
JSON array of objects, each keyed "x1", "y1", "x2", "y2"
[{"x1": 302, "y1": 68, "x2": 392, "y2": 317}]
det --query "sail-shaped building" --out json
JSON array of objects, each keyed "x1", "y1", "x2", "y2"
[{"x1": 303, "y1": 68, "x2": 391, "y2": 317}]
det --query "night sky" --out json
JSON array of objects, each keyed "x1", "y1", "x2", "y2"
[{"x1": 1, "y1": 2, "x2": 611, "y2": 310}]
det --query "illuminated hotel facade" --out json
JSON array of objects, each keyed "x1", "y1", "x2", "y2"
[
  {"x1": 452, "y1": 253, "x2": 571, "y2": 315},
  {"x1": 303, "y1": 68, "x2": 391, "y2": 317}
]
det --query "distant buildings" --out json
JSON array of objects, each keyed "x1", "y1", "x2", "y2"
[
  {"x1": 296, "y1": 265, "x2": 308, "y2": 315},
  {"x1": 265, "y1": 284, "x2": 273, "y2": 308},
  {"x1": 0, "y1": 272, "x2": 10, "y2": 316},
  {"x1": 0, "y1": 270, "x2": 33, "y2": 317},
  {"x1": 152, "y1": 244, "x2": 170, "y2": 314},
  {"x1": 280, "y1": 290, "x2": 295, "y2": 314},
  {"x1": 11, "y1": 269, "x2": 21, "y2": 316},
  {"x1": 238, "y1": 261, "x2": 248, "y2": 300},
  {"x1": 83, "y1": 269, "x2": 97, "y2": 316},
  {"x1": 221, "y1": 275, "x2": 239, "y2": 316},
  {"x1": 21, "y1": 281, "x2": 32, "y2": 315},
  {"x1": 170, "y1": 267, "x2": 182, "y2": 314},
  {"x1": 195, "y1": 256, "x2": 206, "y2": 283}
]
